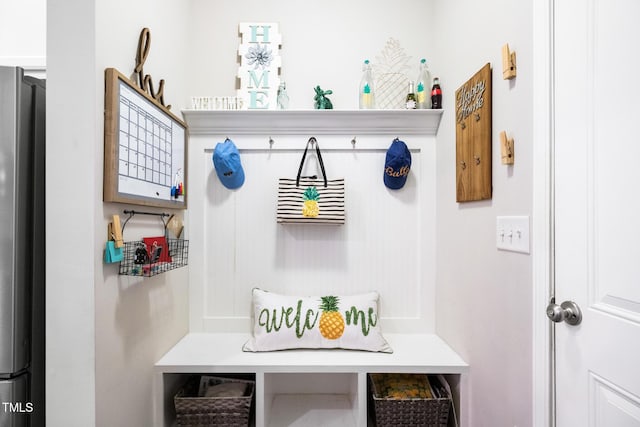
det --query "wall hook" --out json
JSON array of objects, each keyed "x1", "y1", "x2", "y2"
[
  {"x1": 269, "y1": 136, "x2": 274, "y2": 147},
  {"x1": 351, "y1": 136, "x2": 357, "y2": 147},
  {"x1": 107, "y1": 214, "x2": 124, "y2": 248},
  {"x1": 460, "y1": 161, "x2": 467, "y2": 170},
  {"x1": 121, "y1": 209, "x2": 170, "y2": 234},
  {"x1": 502, "y1": 43, "x2": 517, "y2": 80},
  {"x1": 500, "y1": 131, "x2": 515, "y2": 165},
  {"x1": 474, "y1": 155, "x2": 481, "y2": 165}
]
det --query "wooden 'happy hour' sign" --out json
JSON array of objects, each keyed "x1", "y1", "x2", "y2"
[{"x1": 455, "y1": 63, "x2": 492, "y2": 202}]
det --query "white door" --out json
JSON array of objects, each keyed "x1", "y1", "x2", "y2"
[{"x1": 553, "y1": 0, "x2": 640, "y2": 425}]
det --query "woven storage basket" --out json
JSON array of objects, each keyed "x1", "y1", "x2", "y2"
[
  {"x1": 369, "y1": 374, "x2": 451, "y2": 427},
  {"x1": 174, "y1": 375, "x2": 254, "y2": 427}
]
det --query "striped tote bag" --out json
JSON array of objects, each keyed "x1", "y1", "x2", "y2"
[{"x1": 277, "y1": 137, "x2": 345, "y2": 224}]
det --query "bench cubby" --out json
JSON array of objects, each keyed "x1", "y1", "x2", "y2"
[{"x1": 154, "y1": 333, "x2": 467, "y2": 426}]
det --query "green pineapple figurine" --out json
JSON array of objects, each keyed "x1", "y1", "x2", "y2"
[{"x1": 314, "y1": 86, "x2": 333, "y2": 109}]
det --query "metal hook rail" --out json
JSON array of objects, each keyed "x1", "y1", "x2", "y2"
[{"x1": 121, "y1": 209, "x2": 171, "y2": 234}]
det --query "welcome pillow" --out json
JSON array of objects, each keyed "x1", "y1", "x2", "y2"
[{"x1": 243, "y1": 288, "x2": 392, "y2": 353}]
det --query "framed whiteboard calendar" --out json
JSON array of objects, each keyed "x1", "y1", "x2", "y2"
[{"x1": 103, "y1": 68, "x2": 187, "y2": 209}]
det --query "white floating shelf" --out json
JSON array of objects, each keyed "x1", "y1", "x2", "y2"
[{"x1": 181, "y1": 109, "x2": 443, "y2": 136}]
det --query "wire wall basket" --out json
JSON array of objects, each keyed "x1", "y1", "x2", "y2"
[{"x1": 118, "y1": 210, "x2": 189, "y2": 277}]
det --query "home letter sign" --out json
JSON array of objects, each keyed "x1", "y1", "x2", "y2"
[{"x1": 237, "y1": 23, "x2": 282, "y2": 110}]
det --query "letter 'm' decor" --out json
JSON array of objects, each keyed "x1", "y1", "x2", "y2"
[{"x1": 237, "y1": 23, "x2": 282, "y2": 110}]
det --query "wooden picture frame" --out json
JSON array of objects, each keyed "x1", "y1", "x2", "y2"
[{"x1": 103, "y1": 68, "x2": 187, "y2": 209}]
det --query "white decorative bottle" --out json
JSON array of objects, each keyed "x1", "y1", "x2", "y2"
[
  {"x1": 359, "y1": 59, "x2": 376, "y2": 109},
  {"x1": 415, "y1": 58, "x2": 432, "y2": 109},
  {"x1": 277, "y1": 82, "x2": 289, "y2": 110}
]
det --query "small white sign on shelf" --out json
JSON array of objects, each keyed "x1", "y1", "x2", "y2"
[{"x1": 237, "y1": 23, "x2": 282, "y2": 110}]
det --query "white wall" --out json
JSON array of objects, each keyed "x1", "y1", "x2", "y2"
[
  {"x1": 186, "y1": 1, "x2": 535, "y2": 426},
  {"x1": 47, "y1": 0, "x2": 191, "y2": 426},
  {"x1": 42, "y1": 0, "x2": 535, "y2": 425},
  {"x1": 432, "y1": 1, "x2": 534, "y2": 425},
  {"x1": 94, "y1": 3, "x2": 191, "y2": 426},
  {"x1": 183, "y1": 0, "x2": 442, "y2": 333},
  {"x1": 0, "y1": 0, "x2": 46, "y2": 76},
  {"x1": 188, "y1": 132, "x2": 437, "y2": 335},
  {"x1": 47, "y1": 1, "x2": 98, "y2": 424},
  {"x1": 186, "y1": 0, "x2": 436, "y2": 110},
  {"x1": 184, "y1": 0, "x2": 444, "y2": 336}
]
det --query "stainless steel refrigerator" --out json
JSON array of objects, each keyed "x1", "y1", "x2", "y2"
[{"x1": 0, "y1": 66, "x2": 45, "y2": 427}]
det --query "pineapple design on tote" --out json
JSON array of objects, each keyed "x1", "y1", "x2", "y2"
[
  {"x1": 302, "y1": 186, "x2": 320, "y2": 217},
  {"x1": 318, "y1": 296, "x2": 345, "y2": 340}
]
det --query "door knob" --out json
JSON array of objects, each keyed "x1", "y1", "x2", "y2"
[{"x1": 546, "y1": 298, "x2": 582, "y2": 326}]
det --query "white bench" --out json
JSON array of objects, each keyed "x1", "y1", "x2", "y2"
[{"x1": 154, "y1": 332, "x2": 468, "y2": 427}]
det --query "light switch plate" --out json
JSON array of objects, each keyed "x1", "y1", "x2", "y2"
[{"x1": 496, "y1": 215, "x2": 530, "y2": 253}]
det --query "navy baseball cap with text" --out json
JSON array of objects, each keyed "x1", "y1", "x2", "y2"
[{"x1": 383, "y1": 138, "x2": 411, "y2": 190}]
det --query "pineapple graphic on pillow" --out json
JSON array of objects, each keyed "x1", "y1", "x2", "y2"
[{"x1": 319, "y1": 296, "x2": 345, "y2": 340}]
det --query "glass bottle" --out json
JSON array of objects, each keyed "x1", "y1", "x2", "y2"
[
  {"x1": 277, "y1": 81, "x2": 289, "y2": 110},
  {"x1": 431, "y1": 77, "x2": 442, "y2": 109},
  {"x1": 359, "y1": 59, "x2": 375, "y2": 109},
  {"x1": 405, "y1": 81, "x2": 417, "y2": 109},
  {"x1": 415, "y1": 58, "x2": 432, "y2": 109}
]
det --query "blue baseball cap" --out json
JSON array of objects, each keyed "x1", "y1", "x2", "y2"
[
  {"x1": 383, "y1": 139, "x2": 411, "y2": 189},
  {"x1": 213, "y1": 139, "x2": 245, "y2": 189}
]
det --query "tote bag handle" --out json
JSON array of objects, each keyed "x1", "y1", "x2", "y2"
[{"x1": 296, "y1": 137, "x2": 328, "y2": 188}]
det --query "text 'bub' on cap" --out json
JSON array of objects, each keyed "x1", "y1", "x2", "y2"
[
  {"x1": 383, "y1": 138, "x2": 411, "y2": 190},
  {"x1": 213, "y1": 138, "x2": 245, "y2": 189}
]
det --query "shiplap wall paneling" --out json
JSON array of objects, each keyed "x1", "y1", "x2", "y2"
[{"x1": 188, "y1": 133, "x2": 436, "y2": 334}]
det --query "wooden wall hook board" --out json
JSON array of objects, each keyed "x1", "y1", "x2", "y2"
[
  {"x1": 455, "y1": 63, "x2": 492, "y2": 202},
  {"x1": 500, "y1": 131, "x2": 515, "y2": 165},
  {"x1": 502, "y1": 44, "x2": 517, "y2": 80}
]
